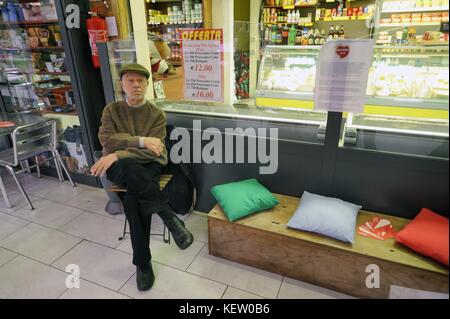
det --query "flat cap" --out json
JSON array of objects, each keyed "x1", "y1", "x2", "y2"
[{"x1": 119, "y1": 63, "x2": 150, "y2": 79}]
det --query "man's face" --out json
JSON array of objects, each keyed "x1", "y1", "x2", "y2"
[{"x1": 121, "y1": 72, "x2": 148, "y2": 100}]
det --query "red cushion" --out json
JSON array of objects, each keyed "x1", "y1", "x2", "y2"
[{"x1": 396, "y1": 208, "x2": 449, "y2": 266}]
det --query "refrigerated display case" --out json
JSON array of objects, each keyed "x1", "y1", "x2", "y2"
[
  {"x1": 256, "y1": 44, "x2": 448, "y2": 110},
  {"x1": 345, "y1": 44, "x2": 448, "y2": 157},
  {"x1": 256, "y1": 44, "x2": 448, "y2": 157},
  {"x1": 256, "y1": 45, "x2": 319, "y2": 105}
]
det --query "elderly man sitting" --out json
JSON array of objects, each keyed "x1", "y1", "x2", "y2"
[{"x1": 91, "y1": 63, "x2": 193, "y2": 291}]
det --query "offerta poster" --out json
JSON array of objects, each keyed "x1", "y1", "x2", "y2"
[
  {"x1": 181, "y1": 29, "x2": 224, "y2": 102},
  {"x1": 314, "y1": 39, "x2": 374, "y2": 113}
]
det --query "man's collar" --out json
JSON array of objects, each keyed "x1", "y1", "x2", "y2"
[{"x1": 125, "y1": 98, "x2": 147, "y2": 108}]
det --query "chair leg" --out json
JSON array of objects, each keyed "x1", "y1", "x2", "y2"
[
  {"x1": 24, "y1": 160, "x2": 31, "y2": 174},
  {"x1": 0, "y1": 174, "x2": 12, "y2": 208},
  {"x1": 54, "y1": 149, "x2": 76, "y2": 187},
  {"x1": 35, "y1": 156, "x2": 41, "y2": 178},
  {"x1": 6, "y1": 166, "x2": 34, "y2": 210},
  {"x1": 163, "y1": 225, "x2": 171, "y2": 244},
  {"x1": 118, "y1": 218, "x2": 128, "y2": 241},
  {"x1": 52, "y1": 150, "x2": 64, "y2": 182}
]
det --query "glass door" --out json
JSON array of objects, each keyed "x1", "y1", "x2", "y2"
[{"x1": 0, "y1": 0, "x2": 90, "y2": 177}]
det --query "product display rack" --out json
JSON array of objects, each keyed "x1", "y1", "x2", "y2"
[
  {"x1": 145, "y1": 0, "x2": 209, "y2": 67},
  {"x1": 0, "y1": 0, "x2": 104, "y2": 184},
  {"x1": 260, "y1": 0, "x2": 377, "y2": 48},
  {"x1": 376, "y1": 0, "x2": 449, "y2": 46}
]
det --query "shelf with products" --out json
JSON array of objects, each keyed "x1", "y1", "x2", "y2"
[
  {"x1": 262, "y1": 23, "x2": 346, "y2": 46},
  {"x1": 261, "y1": 5, "x2": 316, "y2": 25},
  {"x1": 264, "y1": 22, "x2": 315, "y2": 26},
  {"x1": 376, "y1": 0, "x2": 449, "y2": 46},
  {"x1": 382, "y1": 6, "x2": 449, "y2": 13},
  {"x1": 34, "y1": 85, "x2": 72, "y2": 93},
  {"x1": 145, "y1": 0, "x2": 210, "y2": 75},
  {"x1": 381, "y1": 0, "x2": 449, "y2": 13},
  {"x1": 146, "y1": 0, "x2": 205, "y2": 26},
  {"x1": 318, "y1": 15, "x2": 371, "y2": 21},
  {"x1": 379, "y1": 22, "x2": 443, "y2": 27},
  {"x1": 264, "y1": 0, "x2": 318, "y2": 6},
  {"x1": 0, "y1": 20, "x2": 59, "y2": 27},
  {"x1": 40, "y1": 110, "x2": 77, "y2": 116},
  {"x1": 314, "y1": 0, "x2": 375, "y2": 22},
  {"x1": 34, "y1": 71, "x2": 69, "y2": 76}
]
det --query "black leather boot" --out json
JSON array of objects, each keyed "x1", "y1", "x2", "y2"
[
  {"x1": 165, "y1": 215, "x2": 194, "y2": 250},
  {"x1": 136, "y1": 262, "x2": 155, "y2": 291}
]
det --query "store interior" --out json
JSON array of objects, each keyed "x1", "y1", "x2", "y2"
[{"x1": 0, "y1": 0, "x2": 448, "y2": 300}]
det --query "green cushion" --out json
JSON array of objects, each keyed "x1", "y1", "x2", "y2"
[{"x1": 210, "y1": 179, "x2": 279, "y2": 222}]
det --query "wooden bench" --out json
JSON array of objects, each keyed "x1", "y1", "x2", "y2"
[{"x1": 207, "y1": 193, "x2": 449, "y2": 299}]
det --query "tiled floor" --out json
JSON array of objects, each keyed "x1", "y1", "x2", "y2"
[{"x1": 0, "y1": 171, "x2": 354, "y2": 299}]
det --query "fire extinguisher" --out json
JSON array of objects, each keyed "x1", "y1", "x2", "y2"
[{"x1": 86, "y1": 12, "x2": 108, "y2": 68}]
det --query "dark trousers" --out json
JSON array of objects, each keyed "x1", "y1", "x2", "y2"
[{"x1": 107, "y1": 157, "x2": 175, "y2": 266}]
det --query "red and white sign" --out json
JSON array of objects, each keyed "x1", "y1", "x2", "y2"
[
  {"x1": 335, "y1": 45, "x2": 350, "y2": 59},
  {"x1": 357, "y1": 217, "x2": 396, "y2": 240},
  {"x1": 181, "y1": 29, "x2": 224, "y2": 102}
]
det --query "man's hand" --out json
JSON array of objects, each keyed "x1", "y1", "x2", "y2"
[
  {"x1": 90, "y1": 153, "x2": 118, "y2": 177},
  {"x1": 143, "y1": 137, "x2": 164, "y2": 157}
]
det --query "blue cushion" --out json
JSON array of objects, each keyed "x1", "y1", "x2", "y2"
[{"x1": 287, "y1": 191, "x2": 362, "y2": 243}]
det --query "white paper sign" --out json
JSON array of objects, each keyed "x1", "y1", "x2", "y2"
[
  {"x1": 105, "y1": 16, "x2": 119, "y2": 37},
  {"x1": 181, "y1": 29, "x2": 223, "y2": 102},
  {"x1": 314, "y1": 39, "x2": 374, "y2": 113}
]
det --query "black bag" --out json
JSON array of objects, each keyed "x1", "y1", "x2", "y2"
[{"x1": 163, "y1": 125, "x2": 196, "y2": 215}]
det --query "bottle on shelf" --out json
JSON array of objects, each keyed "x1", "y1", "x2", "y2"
[
  {"x1": 320, "y1": 29, "x2": 326, "y2": 45},
  {"x1": 328, "y1": 25, "x2": 334, "y2": 40},
  {"x1": 277, "y1": 25, "x2": 283, "y2": 44},
  {"x1": 308, "y1": 29, "x2": 314, "y2": 45},
  {"x1": 301, "y1": 27, "x2": 309, "y2": 45},
  {"x1": 334, "y1": 25, "x2": 340, "y2": 39},
  {"x1": 271, "y1": 25, "x2": 278, "y2": 44},
  {"x1": 264, "y1": 26, "x2": 270, "y2": 44},
  {"x1": 282, "y1": 25, "x2": 289, "y2": 44},
  {"x1": 288, "y1": 24, "x2": 297, "y2": 45},
  {"x1": 339, "y1": 24, "x2": 345, "y2": 38},
  {"x1": 295, "y1": 26, "x2": 303, "y2": 45},
  {"x1": 314, "y1": 28, "x2": 321, "y2": 45}
]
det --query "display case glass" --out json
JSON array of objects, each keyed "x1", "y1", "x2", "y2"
[
  {"x1": 101, "y1": 37, "x2": 327, "y2": 145},
  {"x1": 256, "y1": 44, "x2": 449, "y2": 107},
  {"x1": 256, "y1": 43, "x2": 448, "y2": 157},
  {"x1": 0, "y1": 0, "x2": 90, "y2": 176},
  {"x1": 345, "y1": 45, "x2": 448, "y2": 158},
  {"x1": 257, "y1": 45, "x2": 319, "y2": 101}
]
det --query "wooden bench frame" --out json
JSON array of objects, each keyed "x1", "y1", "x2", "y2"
[
  {"x1": 207, "y1": 193, "x2": 449, "y2": 299},
  {"x1": 108, "y1": 174, "x2": 173, "y2": 243}
]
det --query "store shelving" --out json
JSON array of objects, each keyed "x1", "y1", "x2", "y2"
[
  {"x1": 379, "y1": 21, "x2": 442, "y2": 27},
  {"x1": 318, "y1": 15, "x2": 371, "y2": 21},
  {"x1": 382, "y1": 6, "x2": 449, "y2": 13},
  {"x1": 34, "y1": 71, "x2": 69, "y2": 76},
  {"x1": 0, "y1": 20, "x2": 59, "y2": 27},
  {"x1": 375, "y1": 0, "x2": 449, "y2": 47}
]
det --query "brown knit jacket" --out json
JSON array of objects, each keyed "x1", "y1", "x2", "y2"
[{"x1": 98, "y1": 100, "x2": 168, "y2": 166}]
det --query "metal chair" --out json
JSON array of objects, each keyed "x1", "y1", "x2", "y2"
[
  {"x1": 108, "y1": 175, "x2": 173, "y2": 244},
  {"x1": 0, "y1": 119, "x2": 76, "y2": 210}
]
